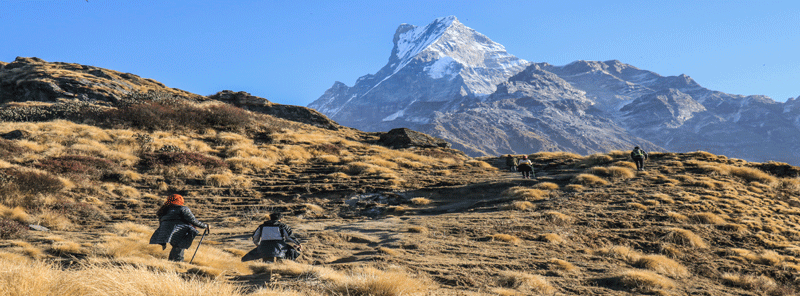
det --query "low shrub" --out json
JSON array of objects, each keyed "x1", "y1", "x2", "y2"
[
  {"x1": 93, "y1": 96, "x2": 252, "y2": 132},
  {"x1": 0, "y1": 139, "x2": 25, "y2": 160},
  {"x1": 0, "y1": 168, "x2": 64, "y2": 199},
  {"x1": 0, "y1": 218, "x2": 27, "y2": 239},
  {"x1": 35, "y1": 155, "x2": 117, "y2": 180}
]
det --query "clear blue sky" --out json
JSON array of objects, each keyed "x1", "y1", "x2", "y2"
[{"x1": 2, "y1": 1, "x2": 798, "y2": 106}]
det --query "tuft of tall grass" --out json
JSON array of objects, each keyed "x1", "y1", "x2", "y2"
[
  {"x1": 533, "y1": 182, "x2": 559, "y2": 190},
  {"x1": 502, "y1": 187, "x2": 549, "y2": 201},
  {"x1": 572, "y1": 174, "x2": 609, "y2": 186},
  {"x1": 326, "y1": 266, "x2": 435, "y2": 296},
  {"x1": 490, "y1": 234, "x2": 522, "y2": 245},
  {"x1": 661, "y1": 228, "x2": 707, "y2": 248},
  {"x1": 633, "y1": 254, "x2": 689, "y2": 278},
  {"x1": 502, "y1": 201, "x2": 534, "y2": 211},
  {"x1": 496, "y1": 271, "x2": 556, "y2": 294},
  {"x1": 613, "y1": 269, "x2": 676, "y2": 291}
]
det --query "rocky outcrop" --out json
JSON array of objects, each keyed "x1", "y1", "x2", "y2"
[
  {"x1": 378, "y1": 128, "x2": 451, "y2": 149},
  {"x1": 209, "y1": 90, "x2": 340, "y2": 130},
  {"x1": 0, "y1": 57, "x2": 202, "y2": 104}
]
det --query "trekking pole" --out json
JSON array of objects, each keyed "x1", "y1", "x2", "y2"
[{"x1": 189, "y1": 227, "x2": 209, "y2": 264}]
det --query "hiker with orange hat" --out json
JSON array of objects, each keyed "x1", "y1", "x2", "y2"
[{"x1": 149, "y1": 194, "x2": 209, "y2": 262}]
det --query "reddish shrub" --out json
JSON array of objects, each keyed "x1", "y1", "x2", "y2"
[
  {"x1": 314, "y1": 143, "x2": 344, "y2": 155},
  {"x1": 139, "y1": 152, "x2": 227, "y2": 170},
  {"x1": 93, "y1": 101, "x2": 251, "y2": 132},
  {"x1": 201, "y1": 104, "x2": 252, "y2": 130},
  {"x1": 0, "y1": 168, "x2": 63, "y2": 195},
  {"x1": 0, "y1": 218, "x2": 27, "y2": 239},
  {"x1": 36, "y1": 155, "x2": 117, "y2": 180},
  {"x1": 0, "y1": 139, "x2": 25, "y2": 159}
]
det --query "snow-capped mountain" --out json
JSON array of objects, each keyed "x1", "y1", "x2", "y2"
[
  {"x1": 309, "y1": 16, "x2": 528, "y2": 129},
  {"x1": 310, "y1": 16, "x2": 800, "y2": 165}
]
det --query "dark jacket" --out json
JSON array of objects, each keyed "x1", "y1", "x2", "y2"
[
  {"x1": 505, "y1": 156, "x2": 517, "y2": 166},
  {"x1": 149, "y1": 205, "x2": 207, "y2": 249},
  {"x1": 252, "y1": 220, "x2": 300, "y2": 258},
  {"x1": 631, "y1": 148, "x2": 649, "y2": 160}
]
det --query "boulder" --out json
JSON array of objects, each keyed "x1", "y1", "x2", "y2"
[
  {"x1": 378, "y1": 128, "x2": 451, "y2": 149},
  {"x1": 1, "y1": 130, "x2": 29, "y2": 140}
]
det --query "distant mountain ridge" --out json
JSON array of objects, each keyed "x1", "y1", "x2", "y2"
[{"x1": 309, "y1": 16, "x2": 800, "y2": 165}]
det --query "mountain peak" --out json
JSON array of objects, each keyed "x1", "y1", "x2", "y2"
[{"x1": 390, "y1": 16, "x2": 461, "y2": 65}]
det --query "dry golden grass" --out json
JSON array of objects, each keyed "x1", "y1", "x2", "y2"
[
  {"x1": 627, "y1": 202, "x2": 648, "y2": 210},
  {"x1": 634, "y1": 254, "x2": 689, "y2": 278},
  {"x1": 612, "y1": 161, "x2": 638, "y2": 170},
  {"x1": 466, "y1": 159, "x2": 495, "y2": 169},
  {"x1": 327, "y1": 266, "x2": 435, "y2": 296},
  {"x1": 539, "y1": 233, "x2": 565, "y2": 244},
  {"x1": 572, "y1": 173, "x2": 609, "y2": 186},
  {"x1": 35, "y1": 210, "x2": 73, "y2": 231},
  {"x1": 533, "y1": 182, "x2": 559, "y2": 190},
  {"x1": 206, "y1": 171, "x2": 234, "y2": 187},
  {"x1": 721, "y1": 273, "x2": 779, "y2": 294},
  {"x1": 583, "y1": 154, "x2": 613, "y2": 166},
  {"x1": 690, "y1": 212, "x2": 726, "y2": 225},
  {"x1": 1, "y1": 206, "x2": 31, "y2": 223},
  {"x1": 543, "y1": 211, "x2": 573, "y2": 226},
  {"x1": 564, "y1": 184, "x2": 584, "y2": 192},
  {"x1": 530, "y1": 151, "x2": 582, "y2": 161},
  {"x1": 0, "y1": 253, "x2": 263, "y2": 296},
  {"x1": 662, "y1": 228, "x2": 708, "y2": 248},
  {"x1": 410, "y1": 197, "x2": 432, "y2": 205},
  {"x1": 502, "y1": 187, "x2": 549, "y2": 201},
  {"x1": 496, "y1": 271, "x2": 556, "y2": 294},
  {"x1": 548, "y1": 258, "x2": 577, "y2": 272},
  {"x1": 502, "y1": 201, "x2": 534, "y2": 211},
  {"x1": 597, "y1": 245, "x2": 641, "y2": 263},
  {"x1": 490, "y1": 234, "x2": 522, "y2": 245},
  {"x1": 48, "y1": 241, "x2": 85, "y2": 256},
  {"x1": 227, "y1": 156, "x2": 274, "y2": 174},
  {"x1": 666, "y1": 212, "x2": 689, "y2": 223},
  {"x1": 615, "y1": 269, "x2": 676, "y2": 291}
]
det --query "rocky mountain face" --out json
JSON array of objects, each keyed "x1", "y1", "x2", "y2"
[
  {"x1": 309, "y1": 16, "x2": 529, "y2": 130},
  {"x1": 310, "y1": 17, "x2": 800, "y2": 165}
]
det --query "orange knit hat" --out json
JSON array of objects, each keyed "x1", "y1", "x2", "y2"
[{"x1": 165, "y1": 194, "x2": 184, "y2": 206}]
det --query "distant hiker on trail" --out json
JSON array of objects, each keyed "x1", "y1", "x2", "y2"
[
  {"x1": 149, "y1": 194, "x2": 209, "y2": 262},
  {"x1": 517, "y1": 155, "x2": 534, "y2": 179},
  {"x1": 247, "y1": 212, "x2": 302, "y2": 262},
  {"x1": 505, "y1": 154, "x2": 518, "y2": 172},
  {"x1": 630, "y1": 146, "x2": 649, "y2": 171}
]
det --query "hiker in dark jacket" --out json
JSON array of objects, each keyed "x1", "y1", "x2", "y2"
[
  {"x1": 251, "y1": 212, "x2": 302, "y2": 262},
  {"x1": 505, "y1": 155, "x2": 518, "y2": 172},
  {"x1": 517, "y1": 155, "x2": 534, "y2": 179},
  {"x1": 149, "y1": 194, "x2": 208, "y2": 262},
  {"x1": 630, "y1": 146, "x2": 649, "y2": 171}
]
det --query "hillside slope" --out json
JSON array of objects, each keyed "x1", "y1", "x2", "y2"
[{"x1": 1, "y1": 56, "x2": 800, "y2": 295}]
